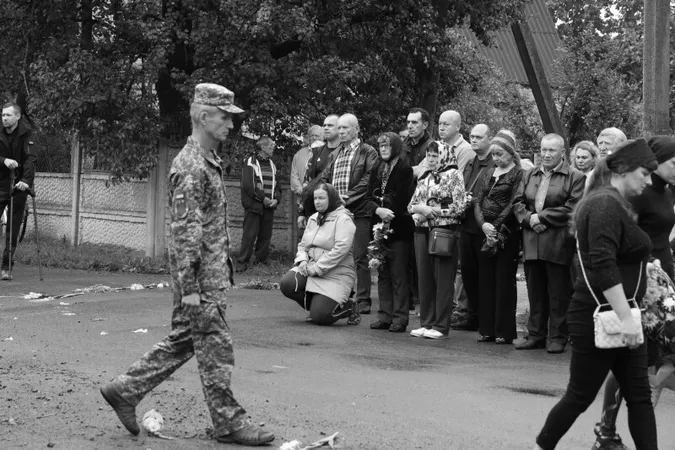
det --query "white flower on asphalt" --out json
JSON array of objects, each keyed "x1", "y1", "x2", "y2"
[
  {"x1": 23, "y1": 292, "x2": 43, "y2": 299},
  {"x1": 132, "y1": 328, "x2": 148, "y2": 333},
  {"x1": 129, "y1": 284, "x2": 144, "y2": 290},
  {"x1": 279, "y1": 441, "x2": 302, "y2": 450}
]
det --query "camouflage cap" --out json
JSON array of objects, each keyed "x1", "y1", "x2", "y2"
[{"x1": 193, "y1": 83, "x2": 244, "y2": 114}]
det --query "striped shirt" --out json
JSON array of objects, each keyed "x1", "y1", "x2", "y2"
[{"x1": 260, "y1": 159, "x2": 275, "y2": 198}]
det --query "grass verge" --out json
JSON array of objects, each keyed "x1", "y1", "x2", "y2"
[{"x1": 14, "y1": 235, "x2": 169, "y2": 273}]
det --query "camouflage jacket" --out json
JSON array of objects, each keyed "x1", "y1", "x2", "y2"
[{"x1": 169, "y1": 136, "x2": 234, "y2": 303}]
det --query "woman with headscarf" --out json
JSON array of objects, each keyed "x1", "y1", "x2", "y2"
[
  {"x1": 590, "y1": 135, "x2": 675, "y2": 450},
  {"x1": 473, "y1": 130, "x2": 524, "y2": 344},
  {"x1": 407, "y1": 141, "x2": 469, "y2": 340},
  {"x1": 279, "y1": 183, "x2": 357, "y2": 325},
  {"x1": 533, "y1": 139, "x2": 658, "y2": 450},
  {"x1": 365, "y1": 132, "x2": 415, "y2": 333}
]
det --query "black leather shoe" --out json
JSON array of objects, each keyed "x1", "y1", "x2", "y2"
[
  {"x1": 450, "y1": 319, "x2": 478, "y2": 331},
  {"x1": 547, "y1": 342, "x2": 566, "y2": 354},
  {"x1": 514, "y1": 338, "x2": 546, "y2": 350},
  {"x1": 100, "y1": 383, "x2": 139, "y2": 435},
  {"x1": 370, "y1": 320, "x2": 390, "y2": 330},
  {"x1": 477, "y1": 334, "x2": 495, "y2": 342},
  {"x1": 389, "y1": 324, "x2": 406, "y2": 333},
  {"x1": 357, "y1": 302, "x2": 371, "y2": 314},
  {"x1": 217, "y1": 424, "x2": 275, "y2": 446}
]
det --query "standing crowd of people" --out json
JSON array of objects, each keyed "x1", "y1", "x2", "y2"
[{"x1": 278, "y1": 108, "x2": 675, "y2": 450}]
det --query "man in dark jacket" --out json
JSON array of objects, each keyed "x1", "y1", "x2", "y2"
[
  {"x1": 319, "y1": 113, "x2": 378, "y2": 314},
  {"x1": 512, "y1": 133, "x2": 585, "y2": 354},
  {"x1": 237, "y1": 136, "x2": 281, "y2": 271},
  {"x1": 0, "y1": 102, "x2": 36, "y2": 280},
  {"x1": 402, "y1": 107, "x2": 434, "y2": 178}
]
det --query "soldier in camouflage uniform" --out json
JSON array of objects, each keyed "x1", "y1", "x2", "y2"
[{"x1": 100, "y1": 83, "x2": 275, "y2": 446}]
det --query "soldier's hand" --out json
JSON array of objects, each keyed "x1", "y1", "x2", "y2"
[
  {"x1": 181, "y1": 293, "x2": 201, "y2": 314},
  {"x1": 4, "y1": 158, "x2": 18, "y2": 169},
  {"x1": 15, "y1": 181, "x2": 28, "y2": 191}
]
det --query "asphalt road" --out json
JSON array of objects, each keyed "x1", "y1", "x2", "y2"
[{"x1": 1, "y1": 266, "x2": 674, "y2": 450}]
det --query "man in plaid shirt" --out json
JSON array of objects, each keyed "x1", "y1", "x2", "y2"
[{"x1": 320, "y1": 114, "x2": 378, "y2": 314}]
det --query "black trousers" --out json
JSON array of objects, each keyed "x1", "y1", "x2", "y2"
[
  {"x1": 377, "y1": 239, "x2": 410, "y2": 326},
  {"x1": 279, "y1": 270, "x2": 339, "y2": 326},
  {"x1": 352, "y1": 217, "x2": 372, "y2": 306},
  {"x1": 536, "y1": 337, "x2": 657, "y2": 450},
  {"x1": 237, "y1": 209, "x2": 274, "y2": 264},
  {"x1": 477, "y1": 234, "x2": 520, "y2": 341},
  {"x1": 459, "y1": 231, "x2": 482, "y2": 321},
  {"x1": 524, "y1": 259, "x2": 572, "y2": 344},
  {"x1": 414, "y1": 229, "x2": 459, "y2": 334},
  {"x1": 0, "y1": 191, "x2": 27, "y2": 271}
]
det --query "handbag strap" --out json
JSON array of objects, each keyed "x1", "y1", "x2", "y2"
[{"x1": 575, "y1": 234, "x2": 642, "y2": 307}]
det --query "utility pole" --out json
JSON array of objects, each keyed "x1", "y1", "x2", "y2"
[{"x1": 643, "y1": 0, "x2": 671, "y2": 136}]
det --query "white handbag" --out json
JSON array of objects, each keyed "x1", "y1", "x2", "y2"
[{"x1": 576, "y1": 240, "x2": 644, "y2": 349}]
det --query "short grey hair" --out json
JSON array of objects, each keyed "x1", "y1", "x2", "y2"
[
  {"x1": 598, "y1": 127, "x2": 627, "y2": 144},
  {"x1": 189, "y1": 103, "x2": 220, "y2": 127}
]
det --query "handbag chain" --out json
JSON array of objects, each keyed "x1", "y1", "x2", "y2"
[{"x1": 575, "y1": 234, "x2": 642, "y2": 307}]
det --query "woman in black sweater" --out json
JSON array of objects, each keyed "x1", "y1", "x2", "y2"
[
  {"x1": 590, "y1": 135, "x2": 675, "y2": 449},
  {"x1": 473, "y1": 130, "x2": 523, "y2": 344},
  {"x1": 534, "y1": 139, "x2": 659, "y2": 450},
  {"x1": 365, "y1": 132, "x2": 415, "y2": 333}
]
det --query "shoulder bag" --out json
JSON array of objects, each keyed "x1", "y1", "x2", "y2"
[
  {"x1": 428, "y1": 227, "x2": 458, "y2": 257},
  {"x1": 576, "y1": 238, "x2": 644, "y2": 349}
]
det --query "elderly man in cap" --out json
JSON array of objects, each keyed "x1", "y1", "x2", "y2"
[{"x1": 100, "y1": 83, "x2": 274, "y2": 446}]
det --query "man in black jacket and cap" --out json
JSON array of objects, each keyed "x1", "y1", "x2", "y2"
[{"x1": 0, "y1": 102, "x2": 36, "y2": 280}]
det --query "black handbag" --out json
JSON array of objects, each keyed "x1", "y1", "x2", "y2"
[{"x1": 428, "y1": 228, "x2": 458, "y2": 257}]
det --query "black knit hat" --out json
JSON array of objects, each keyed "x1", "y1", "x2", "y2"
[
  {"x1": 648, "y1": 136, "x2": 675, "y2": 164},
  {"x1": 606, "y1": 138, "x2": 657, "y2": 172}
]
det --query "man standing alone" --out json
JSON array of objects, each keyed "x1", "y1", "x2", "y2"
[
  {"x1": 320, "y1": 113, "x2": 378, "y2": 314},
  {"x1": 0, "y1": 102, "x2": 36, "y2": 280},
  {"x1": 100, "y1": 83, "x2": 274, "y2": 446},
  {"x1": 237, "y1": 136, "x2": 281, "y2": 271}
]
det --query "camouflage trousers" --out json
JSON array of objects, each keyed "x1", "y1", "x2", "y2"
[{"x1": 114, "y1": 290, "x2": 248, "y2": 436}]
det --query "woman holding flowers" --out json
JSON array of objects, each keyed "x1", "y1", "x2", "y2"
[
  {"x1": 279, "y1": 183, "x2": 357, "y2": 326},
  {"x1": 407, "y1": 141, "x2": 470, "y2": 340},
  {"x1": 365, "y1": 132, "x2": 415, "y2": 333},
  {"x1": 534, "y1": 139, "x2": 658, "y2": 450},
  {"x1": 473, "y1": 130, "x2": 524, "y2": 345}
]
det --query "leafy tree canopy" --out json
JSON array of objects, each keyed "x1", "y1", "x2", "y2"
[{"x1": 0, "y1": 0, "x2": 531, "y2": 179}]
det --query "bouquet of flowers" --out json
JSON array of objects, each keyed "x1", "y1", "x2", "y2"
[
  {"x1": 367, "y1": 222, "x2": 394, "y2": 270},
  {"x1": 643, "y1": 261, "x2": 675, "y2": 360}
]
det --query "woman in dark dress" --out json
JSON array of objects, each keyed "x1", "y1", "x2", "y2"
[
  {"x1": 366, "y1": 132, "x2": 415, "y2": 332},
  {"x1": 473, "y1": 130, "x2": 524, "y2": 344},
  {"x1": 591, "y1": 135, "x2": 675, "y2": 449},
  {"x1": 534, "y1": 139, "x2": 659, "y2": 450}
]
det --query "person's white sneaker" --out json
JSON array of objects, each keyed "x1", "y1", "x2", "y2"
[
  {"x1": 410, "y1": 327, "x2": 427, "y2": 337},
  {"x1": 423, "y1": 329, "x2": 448, "y2": 340}
]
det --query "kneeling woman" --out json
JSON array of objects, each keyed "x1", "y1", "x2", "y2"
[{"x1": 280, "y1": 183, "x2": 357, "y2": 325}]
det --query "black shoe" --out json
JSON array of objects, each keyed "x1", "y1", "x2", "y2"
[
  {"x1": 477, "y1": 334, "x2": 495, "y2": 342},
  {"x1": 450, "y1": 319, "x2": 478, "y2": 331},
  {"x1": 332, "y1": 300, "x2": 355, "y2": 321},
  {"x1": 547, "y1": 342, "x2": 566, "y2": 354},
  {"x1": 235, "y1": 262, "x2": 248, "y2": 273},
  {"x1": 216, "y1": 424, "x2": 275, "y2": 446},
  {"x1": 389, "y1": 324, "x2": 407, "y2": 333},
  {"x1": 100, "y1": 383, "x2": 139, "y2": 435},
  {"x1": 370, "y1": 320, "x2": 390, "y2": 330},
  {"x1": 514, "y1": 338, "x2": 546, "y2": 350},
  {"x1": 495, "y1": 337, "x2": 513, "y2": 345},
  {"x1": 357, "y1": 302, "x2": 371, "y2": 314}
]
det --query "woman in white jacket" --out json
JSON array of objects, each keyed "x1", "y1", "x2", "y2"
[{"x1": 280, "y1": 183, "x2": 357, "y2": 325}]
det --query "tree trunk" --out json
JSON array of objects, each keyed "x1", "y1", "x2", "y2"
[
  {"x1": 643, "y1": 0, "x2": 671, "y2": 136},
  {"x1": 416, "y1": 0, "x2": 449, "y2": 123},
  {"x1": 156, "y1": 0, "x2": 194, "y2": 140}
]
